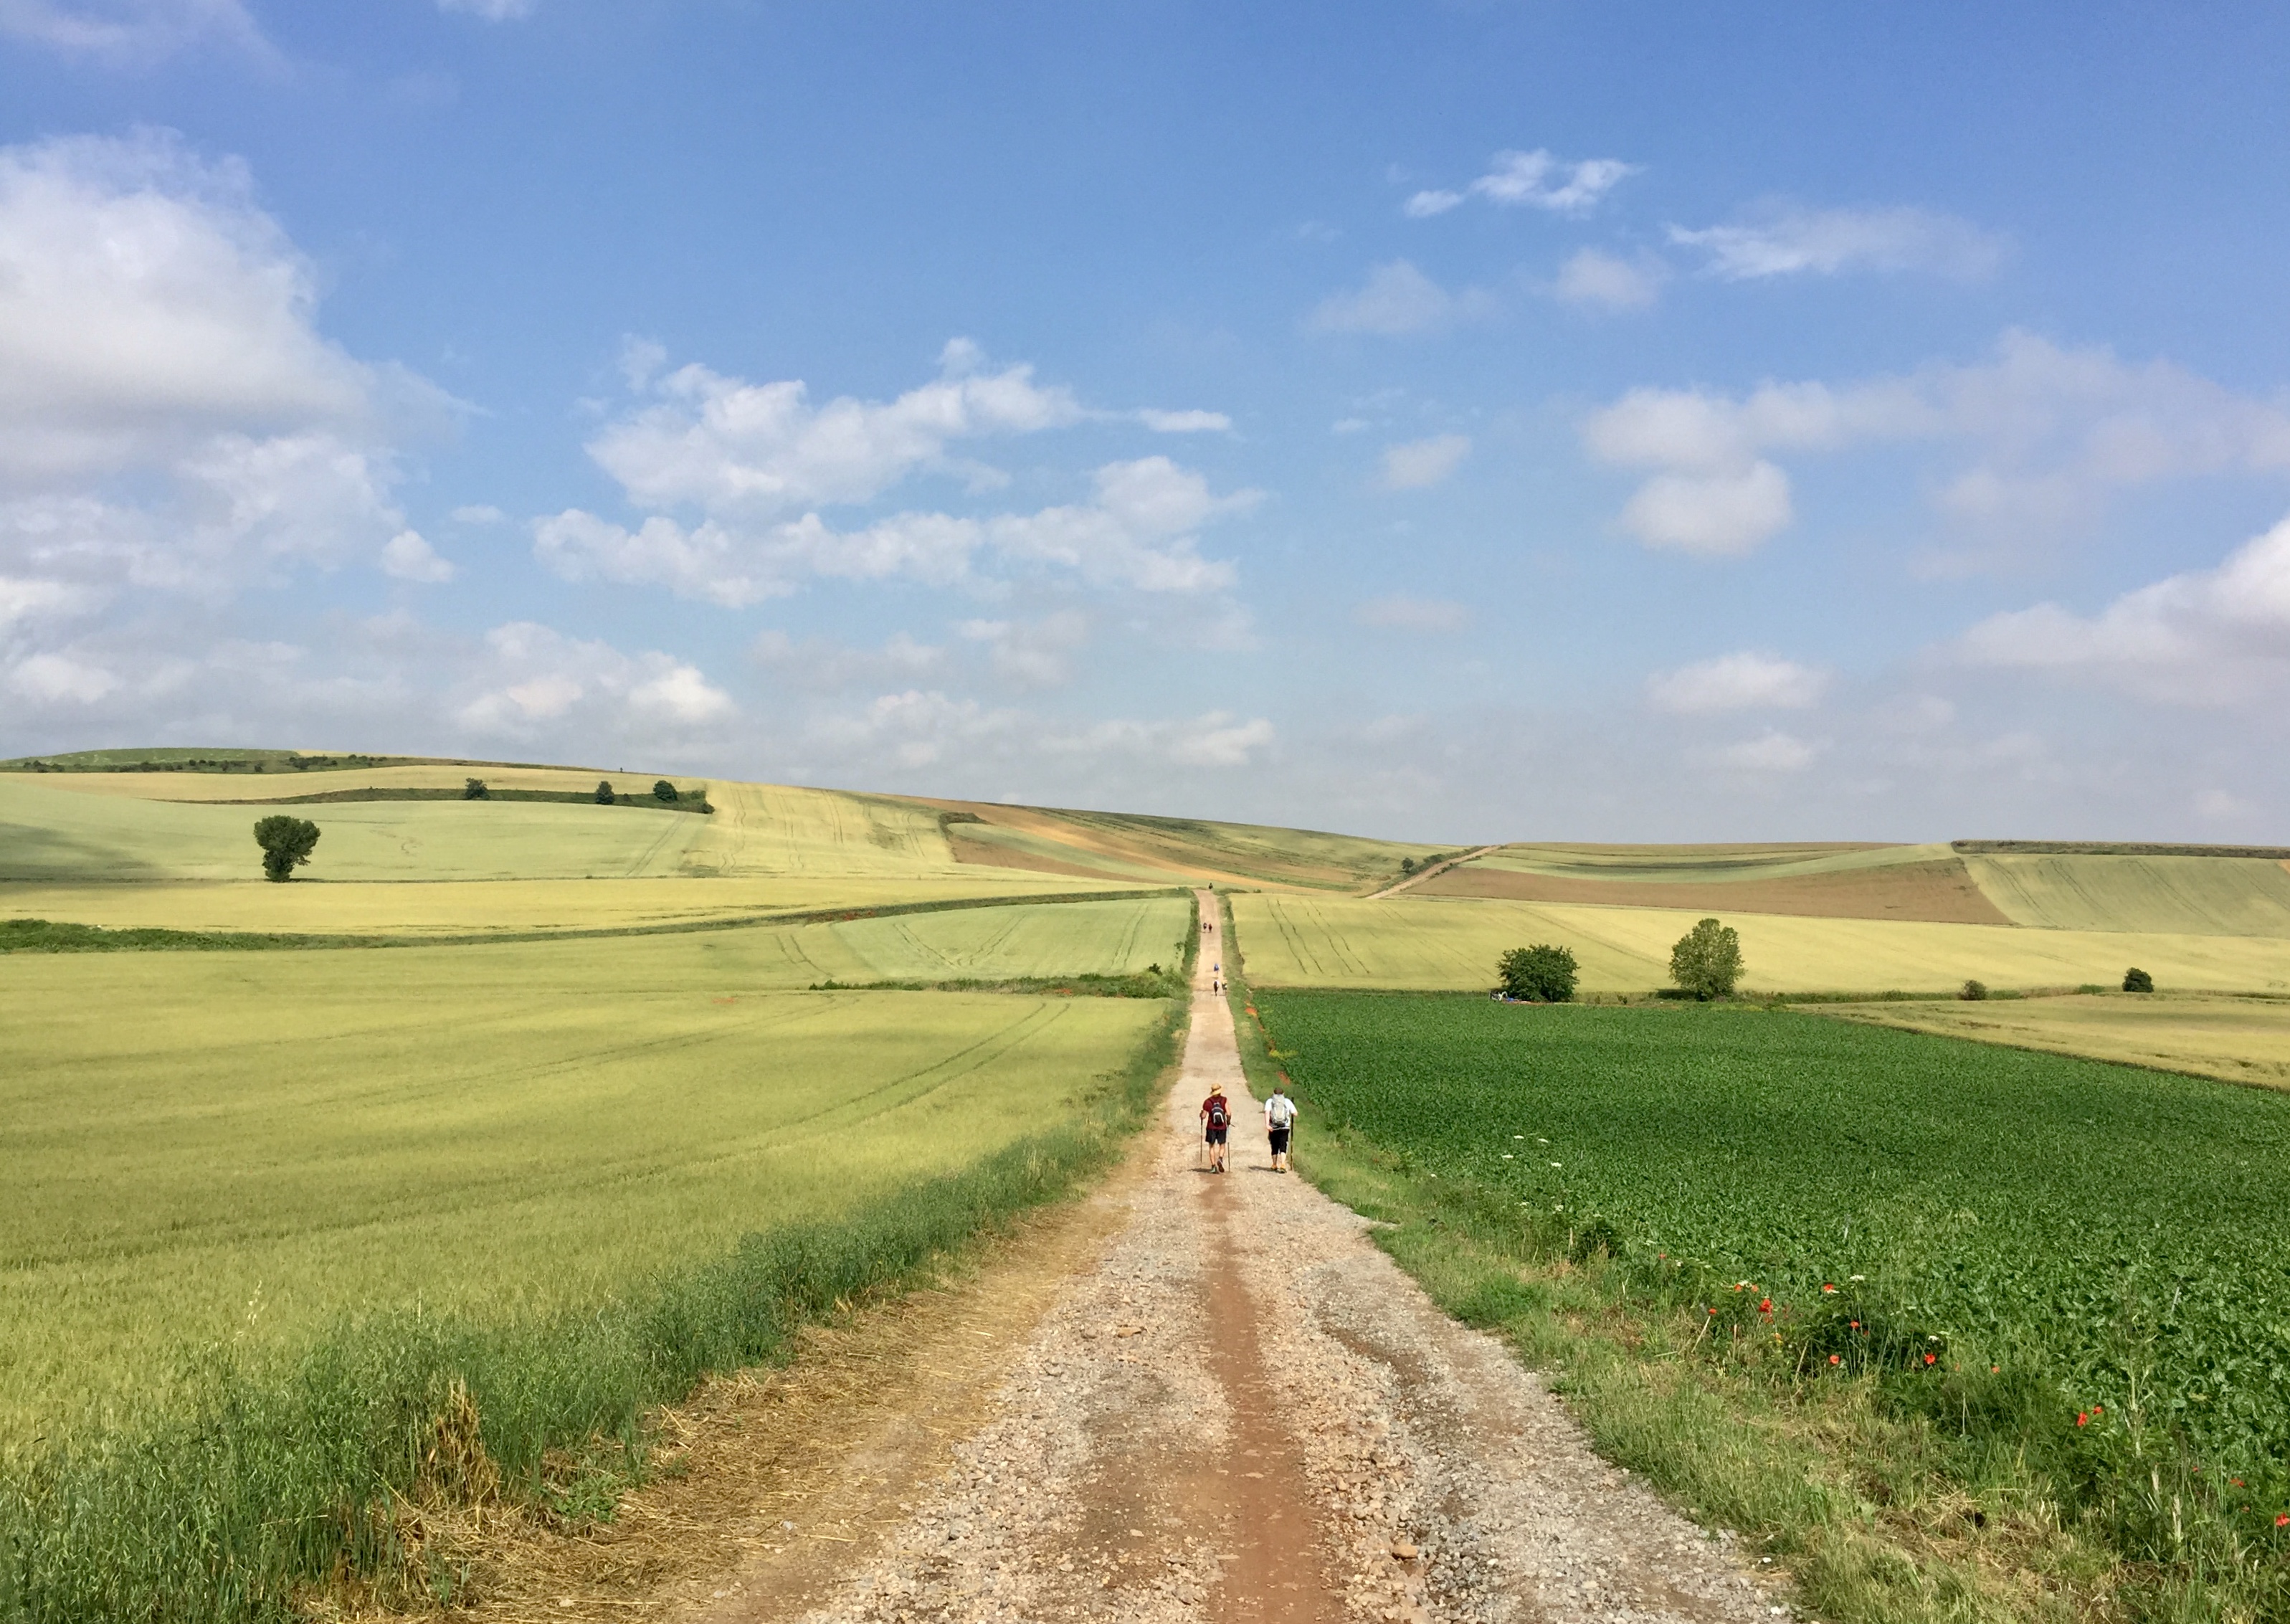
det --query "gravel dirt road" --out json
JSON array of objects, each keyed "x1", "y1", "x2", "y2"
[{"x1": 683, "y1": 891, "x2": 1784, "y2": 1624}]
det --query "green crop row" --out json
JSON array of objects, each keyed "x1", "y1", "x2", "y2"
[{"x1": 1253, "y1": 990, "x2": 2290, "y2": 1611}]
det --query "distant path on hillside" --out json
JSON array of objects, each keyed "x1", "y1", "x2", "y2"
[
  {"x1": 672, "y1": 892, "x2": 1776, "y2": 1624},
  {"x1": 1365, "y1": 845, "x2": 1501, "y2": 901}
]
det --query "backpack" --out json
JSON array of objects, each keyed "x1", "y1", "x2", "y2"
[
  {"x1": 1207, "y1": 1099, "x2": 1228, "y2": 1129},
  {"x1": 1268, "y1": 1095, "x2": 1294, "y2": 1129}
]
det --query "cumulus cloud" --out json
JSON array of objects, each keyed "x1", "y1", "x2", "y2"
[
  {"x1": 1952, "y1": 513, "x2": 2290, "y2": 705},
  {"x1": 0, "y1": 128, "x2": 446, "y2": 683},
  {"x1": 1584, "y1": 330, "x2": 2290, "y2": 559},
  {"x1": 1669, "y1": 204, "x2": 2005, "y2": 281},
  {"x1": 537, "y1": 456, "x2": 1252, "y2": 604},
  {"x1": 958, "y1": 610, "x2": 1089, "y2": 688},
  {"x1": 0, "y1": 0, "x2": 271, "y2": 61},
  {"x1": 1379, "y1": 434, "x2": 1471, "y2": 490},
  {"x1": 379, "y1": 529, "x2": 455, "y2": 584},
  {"x1": 455, "y1": 622, "x2": 734, "y2": 737},
  {"x1": 587, "y1": 341, "x2": 1084, "y2": 521},
  {"x1": 1552, "y1": 248, "x2": 1665, "y2": 310},
  {"x1": 1645, "y1": 652, "x2": 1829, "y2": 713},
  {"x1": 1308, "y1": 261, "x2": 1496, "y2": 337},
  {"x1": 1354, "y1": 595, "x2": 1470, "y2": 633},
  {"x1": 1405, "y1": 148, "x2": 1636, "y2": 218}
]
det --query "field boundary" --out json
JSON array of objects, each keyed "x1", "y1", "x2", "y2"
[{"x1": 0, "y1": 886, "x2": 1190, "y2": 956}]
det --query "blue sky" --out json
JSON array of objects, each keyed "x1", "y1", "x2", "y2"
[{"x1": 3, "y1": 1, "x2": 2288, "y2": 841}]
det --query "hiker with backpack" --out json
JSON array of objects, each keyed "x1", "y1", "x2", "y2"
[
  {"x1": 1265, "y1": 1083, "x2": 1297, "y2": 1173},
  {"x1": 1200, "y1": 1083, "x2": 1232, "y2": 1173}
]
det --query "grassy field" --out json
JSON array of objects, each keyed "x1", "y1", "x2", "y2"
[
  {"x1": 1231, "y1": 891, "x2": 2290, "y2": 994},
  {"x1": 1249, "y1": 987, "x2": 2290, "y2": 1618},
  {"x1": 0, "y1": 896, "x2": 1190, "y2": 1438},
  {"x1": 1815, "y1": 992, "x2": 2290, "y2": 1091},
  {"x1": 931, "y1": 798, "x2": 1449, "y2": 891},
  {"x1": 1962, "y1": 851, "x2": 2290, "y2": 936},
  {"x1": 0, "y1": 873, "x2": 1132, "y2": 937}
]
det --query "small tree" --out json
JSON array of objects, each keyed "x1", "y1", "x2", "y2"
[
  {"x1": 463, "y1": 777, "x2": 488, "y2": 799},
  {"x1": 253, "y1": 815, "x2": 320, "y2": 882},
  {"x1": 1960, "y1": 979, "x2": 1989, "y2": 1001},
  {"x1": 1669, "y1": 917, "x2": 1744, "y2": 1000},
  {"x1": 652, "y1": 779, "x2": 679, "y2": 804},
  {"x1": 2123, "y1": 967, "x2": 2154, "y2": 994},
  {"x1": 595, "y1": 779, "x2": 616, "y2": 804},
  {"x1": 1498, "y1": 944, "x2": 1579, "y2": 1002}
]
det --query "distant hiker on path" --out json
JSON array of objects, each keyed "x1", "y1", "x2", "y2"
[
  {"x1": 1200, "y1": 1083, "x2": 1231, "y2": 1173},
  {"x1": 1265, "y1": 1083, "x2": 1297, "y2": 1173}
]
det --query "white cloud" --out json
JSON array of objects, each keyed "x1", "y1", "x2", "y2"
[
  {"x1": 1136, "y1": 408, "x2": 1232, "y2": 433},
  {"x1": 437, "y1": 0, "x2": 535, "y2": 19},
  {"x1": 1584, "y1": 331, "x2": 2290, "y2": 559},
  {"x1": 1616, "y1": 462, "x2": 1794, "y2": 556},
  {"x1": 1709, "y1": 730, "x2": 1820, "y2": 772},
  {"x1": 537, "y1": 456, "x2": 1251, "y2": 604},
  {"x1": 1669, "y1": 204, "x2": 2005, "y2": 282},
  {"x1": 455, "y1": 622, "x2": 735, "y2": 738},
  {"x1": 1354, "y1": 595, "x2": 1470, "y2": 633},
  {"x1": 1552, "y1": 248, "x2": 1665, "y2": 310},
  {"x1": 1308, "y1": 260, "x2": 1496, "y2": 337},
  {"x1": 1379, "y1": 434, "x2": 1471, "y2": 490},
  {"x1": 0, "y1": 0, "x2": 270, "y2": 61},
  {"x1": 0, "y1": 133, "x2": 442, "y2": 624},
  {"x1": 7, "y1": 650, "x2": 118, "y2": 703},
  {"x1": 379, "y1": 530, "x2": 455, "y2": 584},
  {"x1": 1407, "y1": 148, "x2": 1637, "y2": 219},
  {"x1": 586, "y1": 342, "x2": 1084, "y2": 521},
  {"x1": 958, "y1": 610, "x2": 1089, "y2": 688},
  {"x1": 1952, "y1": 513, "x2": 2290, "y2": 705},
  {"x1": 1646, "y1": 652, "x2": 1829, "y2": 713},
  {"x1": 450, "y1": 503, "x2": 508, "y2": 525}
]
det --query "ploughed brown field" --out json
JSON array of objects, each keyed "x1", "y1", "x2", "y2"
[{"x1": 1414, "y1": 854, "x2": 2015, "y2": 926}]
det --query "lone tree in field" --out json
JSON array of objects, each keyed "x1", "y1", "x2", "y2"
[
  {"x1": 1498, "y1": 944, "x2": 1579, "y2": 1002},
  {"x1": 253, "y1": 815, "x2": 320, "y2": 882},
  {"x1": 2123, "y1": 967, "x2": 2155, "y2": 993},
  {"x1": 652, "y1": 779, "x2": 679, "y2": 804},
  {"x1": 595, "y1": 779, "x2": 616, "y2": 804},
  {"x1": 462, "y1": 777, "x2": 488, "y2": 799},
  {"x1": 1670, "y1": 917, "x2": 1744, "y2": 1000}
]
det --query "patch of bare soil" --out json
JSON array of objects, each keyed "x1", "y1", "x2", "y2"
[{"x1": 1417, "y1": 857, "x2": 2014, "y2": 926}]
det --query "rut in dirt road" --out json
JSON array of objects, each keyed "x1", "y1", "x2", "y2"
[{"x1": 714, "y1": 891, "x2": 1783, "y2": 1624}]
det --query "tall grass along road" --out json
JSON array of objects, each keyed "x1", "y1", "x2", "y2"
[{"x1": 702, "y1": 893, "x2": 1780, "y2": 1624}]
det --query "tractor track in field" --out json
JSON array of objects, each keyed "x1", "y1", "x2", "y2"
[{"x1": 422, "y1": 892, "x2": 1783, "y2": 1624}]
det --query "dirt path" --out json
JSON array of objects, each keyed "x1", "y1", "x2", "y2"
[
  {"x1": 1365, "y1": 847, "x2": 1503, "y2": 901},
  {"x1": 677, "y1": 892, "x2": 1782, "y2": 1624}
]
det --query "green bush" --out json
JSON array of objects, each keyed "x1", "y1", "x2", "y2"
[
  {"x1": 1496, "y1": 943, "x2": 1578, "y2": 1002},
  {"x1": 1668, "y1": 916, "x2": 1742, "y2": 1000},
  {"x1": 652, "y1": 779, "x2": 678, "y2": 804},
  {"x1": 594, "y1": 779, "x2": 615, "y2": 804},
  {"x1": 250, "y1": 816, "x2": 319, "y2": 883},
  {"x1": 2122, "y1": 967, "x2": 2154, "y2": 994},
  {"x1": 1960, "y1": 979, "x2": 1988, "y2": 1001},
  {"x1": 462, "y1": 778, "x2": 488, "y2": 800}
]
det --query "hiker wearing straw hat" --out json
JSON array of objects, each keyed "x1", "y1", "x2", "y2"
[{"x1": 1199, "y1": 1083, "x2": 1231, "y2": 1173}]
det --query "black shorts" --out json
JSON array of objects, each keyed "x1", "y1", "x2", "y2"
[
  {"x1": 1205, "y1": 1126, "x2": 1228, "y2": 1144},
  {"x1": 1268, "y1": 1127, "x2": 1291, "y2": 1154}
]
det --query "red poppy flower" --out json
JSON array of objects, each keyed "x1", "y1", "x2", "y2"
[
  {"x1": 1828, "y1": 1354, "x2": 1841, "y2": 1366},
  {"x1": 2091, "y1": 1405, "x2": 2102, "y2": 1416},
  {"x1": 2076, "y1": 1412, "x2": 2089, "y2": 1427},
  {"x1": 1923, "y1": 1352, "x2": 1937, "y2": 1366},
  {"x1": 1821, "y1": 1283, "x2": 1837, "y2": 1294},
  {"x1": 2279, "y1": 1514, "x2": 2289, "y2": 1528},
  {"x1": 1758, "y1": 1298, "x2": 1773, "y2": 1315},
  {"x1": 1990, "y1": 1365, "x2": 2000, "y2": 1374},
  {"x1": 1849, "y1": 1320, "x2": 1861, "y2": 1329}
]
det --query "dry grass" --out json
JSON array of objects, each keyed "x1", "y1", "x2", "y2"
[{"x1": 1813, "y1": 992, "x2": 2290, "y2": 1091}]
